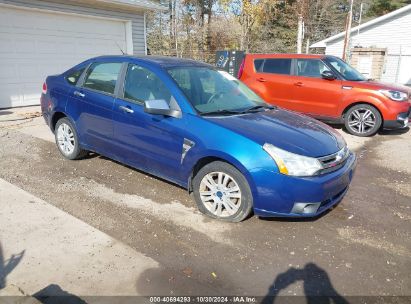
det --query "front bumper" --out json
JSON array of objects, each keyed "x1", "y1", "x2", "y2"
[
  {"x1": 251, "y1": 152, "x2": 357, "y2": 218},
  {"x1": 383, "y1": 110, "x2": 410, "y2": 129}
]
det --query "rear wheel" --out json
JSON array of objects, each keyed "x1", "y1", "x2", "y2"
[
  {"x1": 55, "y1": 117, "x2": 87, "y2": 160},
  {"x1": 192, "y1": 161, "x2": 253, "y2": 222},
  {"x1": 344, "y1": 104, "x2": 382, "y2": 137}
]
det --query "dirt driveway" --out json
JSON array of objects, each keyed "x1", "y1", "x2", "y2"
[{"x1": 0, "y1": 107, "x2": 410, "y2": 301}]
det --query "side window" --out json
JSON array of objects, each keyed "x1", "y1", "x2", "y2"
[
  {"x1": 296, "y1": 59, "x2": 331, "y2": 78},
  {"x1": 124, "y1": 64, "x2": 172, "y2": 104},
  {"x1": 66, "y1": 68, "x2": 85, "y2": 85},
  {"x1": 83, "y1": 62, "x2": 122, "y2": 94},
  {"x1": 262, "y1": 59, "x2": 292, "y2": 75},
  {"x1": 254, "y1": 59, "x2": 264, "y2": 72}
]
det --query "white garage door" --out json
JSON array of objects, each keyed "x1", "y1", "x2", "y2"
[{"x1": 0, "y1": 5, "x2": 129, "y2": 108}]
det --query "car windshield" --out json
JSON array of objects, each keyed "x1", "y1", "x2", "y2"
[
  {"x1": 325, "y1": 57, "x2": 366, "y2": 81},
  {"x1": 167, "y1": 67, "x2": 268, "y2": 115}
]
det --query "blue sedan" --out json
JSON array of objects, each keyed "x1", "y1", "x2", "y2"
[{"x1": 41, "y1": 55, "x2": 356, "y2": 222}]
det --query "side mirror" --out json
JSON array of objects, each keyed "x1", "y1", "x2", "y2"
[
  {"x1": 144, "y1": 99, "x2": 181, "y2": 118},
  {"x1": 321, "y1": 70, "x2": 336, "y2": 80}
]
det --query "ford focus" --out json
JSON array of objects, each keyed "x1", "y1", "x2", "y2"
[{"x1": 41, "y1": 56, "x2": 356, "y2": 222}]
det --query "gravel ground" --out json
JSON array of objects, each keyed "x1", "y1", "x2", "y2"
[{"x1": 0, "y1": 108, "x2": 410, "y2": 300}]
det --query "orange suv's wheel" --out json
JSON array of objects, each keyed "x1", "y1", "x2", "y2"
[{"x1": 344, "y1": 104, "x2": 382, "y2": 137}]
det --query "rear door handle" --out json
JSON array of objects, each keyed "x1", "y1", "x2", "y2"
[
  {"x1": 294, "y1": 82, "x2": 304, "y2": 87},
  {"x1": 73, "y1": 91, "x2": 85, "y2": 98},
  {"x1": 119, "y1": 105, "x2": 134, "y2": 114},
  {"x1": 257, "y1": 77, "x2": 267, "y2": 82}
]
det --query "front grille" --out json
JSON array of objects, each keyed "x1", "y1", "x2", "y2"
[{"x1": 317, "y1": 147, "x2": 350, "y2": 174}]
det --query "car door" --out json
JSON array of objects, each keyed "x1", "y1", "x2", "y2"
[
  {"x1": 248, "y1": 58, "x2": 295, "y2": 107},
  {"x1": 67, "y1": 61, "x2": 123, "y2": 153},
  {"x1": 112, "y1": 63, "x2": 187, "y2": 183},
  {"x1": 290, "y1": 58, "x2": 342, "y2": 118}
]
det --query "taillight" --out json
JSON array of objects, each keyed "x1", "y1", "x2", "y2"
[
  {"x1": 237, "y1": 57, "x2": 245, "y2": 79},
  {"x1": 42, "y1": 82, "x2": 47, "y2": 94}
]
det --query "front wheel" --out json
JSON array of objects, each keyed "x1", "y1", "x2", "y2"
[
  {"x1": 192, "y1": 161, "x2": 253, "y2": 222},
  {"x1": 344, "y1": 104, "x2": 382, "y2": 137}
]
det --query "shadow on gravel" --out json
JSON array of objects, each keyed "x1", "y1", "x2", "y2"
[
  {"x1": 33, "y1": 284, "x2": 87, "y2": 304},
  {"x1": 378, "y1": 127, "x2": 409, "y2": 136},
  {"x1": 0, "y1": 110, "x2": 13, "y2": 116},
  {"x1": 97, "y1": 154, "x2": 187, "y2": 190},
  {"x1": 0, "y1": 242, "x2": 25, "y2": 290},
  {"x1": 258, "y1": 204, "x2": 336, "y2": 223},
  {"x1": 327, "y1": 122, "x2": 410, "y2": 137},
  {"x1": 261, "y1": 263, "x2": 348, "y2": 304}
]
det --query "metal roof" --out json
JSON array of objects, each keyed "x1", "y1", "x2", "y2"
[{"x1": 310, "y1": 4, "x2": 411, "y2": 48}]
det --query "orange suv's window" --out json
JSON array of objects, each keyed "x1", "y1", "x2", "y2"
[
  {"x1": 296, "y1": 59, "x2": 331, "y2": 78},
  {"x1": 254, "y1": 59, "x2": 264, "y2": 72},
  {"x1": 254, "y1": 58, "x2": 292, "y2": 75}
]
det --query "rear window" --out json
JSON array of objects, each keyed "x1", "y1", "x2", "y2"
[
  {"x1": 66, "y1": 68, "x2": 85, "y2": 85},
  {"x1": 262, "y1": 59, "x2": 292, "y2": 75}
]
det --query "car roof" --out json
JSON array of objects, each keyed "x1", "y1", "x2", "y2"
[
  {"x1": 246, "y1": 53, "x2": 325, "y2": 59},
  {"x1": 93, "y1": 55, "x2": 213, "y2": 69}
]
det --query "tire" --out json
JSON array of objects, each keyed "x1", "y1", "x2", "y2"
[
  {"x1": 344, "y1": 104, "x2": 382, "y2": 137},
  {"x1": 54, "y1": 117, "x2": 87, "y2": 160},
  {"x1": 192, "y1": 161, "x2": 253, "y2": 222}
]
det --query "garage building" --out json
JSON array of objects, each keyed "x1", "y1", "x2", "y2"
[
  {"x1": 0, "y1": 0, "x2": 165, "y2": 109},
  {"x1": 310, "y1": 4, "x2": 411, "y2": 87}
]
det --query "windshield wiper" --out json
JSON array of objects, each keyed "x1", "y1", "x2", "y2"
[
  {"x1": 200, "y1": 109, "x2": 243, "y2": 116},
  {"x1": 241, "y1": 105, "x2": 276, "y2": 113}
]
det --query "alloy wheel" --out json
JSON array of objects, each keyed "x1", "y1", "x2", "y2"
[
  {"x1": 347, "y1": 108, "x2": 376, "y2": 134},
  {"x1": 57, "y1": 122, "x2": 75, "y2": 155},
  {"x1": 199, "y1": 172, "x2": 242, "y2": 218}
]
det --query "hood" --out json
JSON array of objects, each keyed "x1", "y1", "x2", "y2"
[
  {"x1": 346, "y1": 80, "x2": 411, "y2": 93},
  {"x1": 206, "y1": 108, "x2": 346, "y2": 158}
]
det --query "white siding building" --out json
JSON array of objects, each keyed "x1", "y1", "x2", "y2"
[
  {"x1": 0, "y1": 0, "x2": 166, "y2": 109},
  {"x1": 311, "y1": 4, "x2": 411, "y2": 86}
]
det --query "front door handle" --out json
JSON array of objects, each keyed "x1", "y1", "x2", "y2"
[
  {"x1": 74, "y1": 91, "x2": 85, "y2": 98},
  {"x1": 119, "y1": 105, "x2": 134, "y2": 114},
  {"x1": 257, "y1": 77, "x2": 267, "y2": 82},
  {"x1": 294, "y1": 82, "x2": 304, "y2": 87}
]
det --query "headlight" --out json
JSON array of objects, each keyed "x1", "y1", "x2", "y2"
[
  {"x1": 379, "y1": 90, "x2": 408, "y2": 102},
  {"x1": 263, "y1": 143, "x2": 323, "y2": 177}
]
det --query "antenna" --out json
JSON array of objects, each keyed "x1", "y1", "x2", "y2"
[{"x1": 115, "y1": 41, "x2": 125, "y2": 55}]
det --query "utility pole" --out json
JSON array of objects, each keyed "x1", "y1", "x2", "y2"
[
  {"x1": 356, "y1": 2, "x2": 364, "y2": 44},
  {"x1": 342, "y1": 0, "x2": 354, "y2": 61},
  {"x1": 297, "y1": 14, "x2": 303, "y2": 54}
]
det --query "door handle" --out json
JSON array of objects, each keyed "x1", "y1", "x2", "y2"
[
  {"x1": 73, "y1": 91, "x2": 85, "y2": 98},
  {"x1": 294, "y1": 82, "x2": 304, "y2": 87},
  {"x1": 119, "y1": 105, "x2": 134, "y2": 114},
  {"x1": 257, "y1": 77, "x2": 267, "y2": 82}
]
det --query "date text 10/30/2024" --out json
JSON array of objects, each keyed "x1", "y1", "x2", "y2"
[{"x1": 149, "y1": 296, "x2": 257, "y2": 303}]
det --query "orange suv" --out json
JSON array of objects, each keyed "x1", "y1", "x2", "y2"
[{"x1": 239, "y1": 54, "x2": 411, "y2": 136}]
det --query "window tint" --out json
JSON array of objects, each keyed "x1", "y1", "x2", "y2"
[
  {"x1": 83, "y1": 62, "x2": 122, "y2": 94},
  {"x1": 124, "y1": 64, "x2": 172, "y2": 104},
  {"x1": 296, "y1": 59, "x2": 331, "y2": 78},
  {"x1": 254, "y1": 59, "x2": 264, "y2": 72},
  {"x1": 262, "y1": 59, "x2": 292, "y2": 75},
  {"x1": 66, "y1": 68, "x2": 85, "y2": 85}
]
